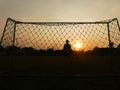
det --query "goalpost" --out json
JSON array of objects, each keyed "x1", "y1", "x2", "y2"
[
  {"x1": 0, "y1": 18, "x2": 120, "y2": 73},
  {"x1": 0, "y1": 18, "x2": 120, "y2": 51}
]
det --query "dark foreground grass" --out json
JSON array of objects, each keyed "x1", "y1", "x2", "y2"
[
  {"x1": 0, "y1": 76, "x2": 120, "y2": 90},
  {"x1": 0, "y1": 56, "x2": 120, "y2": 90},
  {"x1": 0, "y1": 56, "x2": 120, "y2": 74}
]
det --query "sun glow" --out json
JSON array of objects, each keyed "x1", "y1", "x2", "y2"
[{"x1": 74, "y1": 42, "x2": 83, "y2": 51}]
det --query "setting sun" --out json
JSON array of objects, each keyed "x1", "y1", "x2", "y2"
[{"x1": 74, "y1": 42, "x2": 83, "y2": 51}]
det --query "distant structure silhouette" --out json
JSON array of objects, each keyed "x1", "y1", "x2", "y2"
[
  {"x1": 117, "y1": 44, "x2": 120, "y2": 48},
  {"x1": 63, "y1": 40, "x2": 71, "y2": 62}
]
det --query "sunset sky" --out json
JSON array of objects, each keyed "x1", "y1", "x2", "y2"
[{"x1": 0, "y1": 0, "x2": 120, "y2": 50}]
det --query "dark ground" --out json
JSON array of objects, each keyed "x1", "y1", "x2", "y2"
[
  {"x1": 0, "y1": 76, "x2": 120, "y2": 90},
  {"x1": 0, "y1": 56, "x2": 120, "y2": 90}
]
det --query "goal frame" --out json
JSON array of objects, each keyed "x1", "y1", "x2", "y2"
[{"x1": 0, "y1": 18, "x2": 120, "y2": 49}]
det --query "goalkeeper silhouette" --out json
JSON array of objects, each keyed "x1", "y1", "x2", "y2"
[{"x1": 63, "y1": 40, "x2": 72, "y2": 62}]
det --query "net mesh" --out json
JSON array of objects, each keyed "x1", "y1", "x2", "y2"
[{"x1": 1, "y1": 18, "x2": 120, "y2": 51}]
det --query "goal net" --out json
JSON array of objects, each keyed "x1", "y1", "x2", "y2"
[{"x1": 0, "y1": 18, "x2": 120, "y2": 51}]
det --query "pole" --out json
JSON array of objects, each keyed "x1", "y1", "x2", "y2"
[
  {"x1": 13, "y1": 22, "x2": 16, "y2": 47},
  {"x1": 0, "y1": 18, "x2": 9, "y2": 46},
  {"x1": 107, "y1": 23, "x2": 113, "y2": 73},
  {"x1": 107, "y1": 23, "x2": 111, "y2": 47},
  {"x1": 11, "y1": 22, "x2": 16, "y2": 72},
  {"x1": 116, "y1": 18, "x2": 120, "y2": 31}
]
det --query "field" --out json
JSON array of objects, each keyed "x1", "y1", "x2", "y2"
[
  {"x1": 0, "y1": 55, "x2": 120, "y2": 89},
  {"x1": 0, "y1": 56, "x2": 120, "y2": 74}
]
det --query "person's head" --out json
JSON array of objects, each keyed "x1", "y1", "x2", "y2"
[
  {"x1": 66, "y1": 40, "x2": 69, "y2": 44},
  {"x1": 109, "y1": 42, "x2": 114, "y2": 48}
]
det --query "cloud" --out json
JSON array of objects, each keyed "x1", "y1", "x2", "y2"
[{"x1": 0, "y1": 0, "x2": 120, "y2": 21}]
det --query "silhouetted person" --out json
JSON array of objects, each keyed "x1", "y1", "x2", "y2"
[
  {"x1": 63, "y1": 40, "x2": 71, "y2": 62},
  {"x1": 109, "y1": 42, "x2": 114, "y2": 48}
]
